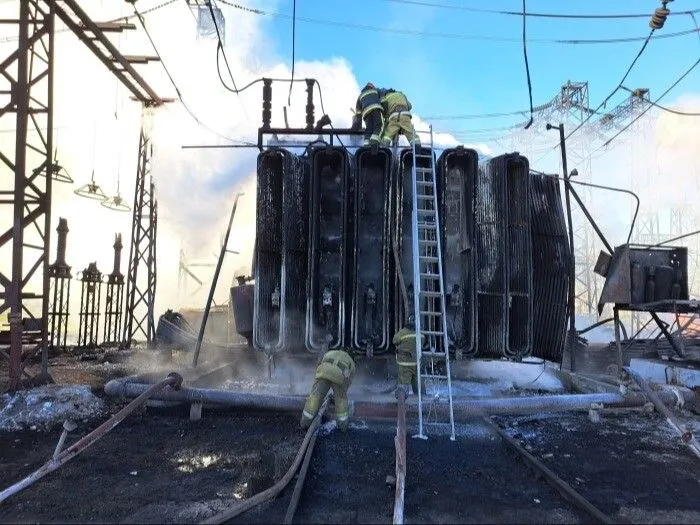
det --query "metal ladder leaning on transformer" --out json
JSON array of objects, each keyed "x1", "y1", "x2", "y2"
[
  {"x1": 380, "y1": 91, "x2": 456, "y2": 440},
  {"x1": 408, "y1": 125, "x2": 456, "y2": 440}
]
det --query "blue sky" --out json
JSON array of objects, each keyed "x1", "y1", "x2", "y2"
[{"x1": 246, "y1": 0, "x2": 700, "y2": 139}]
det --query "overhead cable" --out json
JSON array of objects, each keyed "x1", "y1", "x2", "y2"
[
  {"x1": 521, "y1": 0, "x2": 534, "y2": 129},
  {"x1": 620, "y1": 86, "x2": 700, "y2": 116},
  {"x1": 216, "y1": 0, "x2": 700, "y2": 45},
  {"x1": 603, "y1": 58, "x2": 700, "y2": 148},
  {"x1": 379, "y1": 0, "x2": 700, "y2": 20},
  {"x1": 287, "y1": 0, "x2": 297, "y2": 106},
  {"x1": 133, "y1": 4, "x2": 249, "y2": 144}
]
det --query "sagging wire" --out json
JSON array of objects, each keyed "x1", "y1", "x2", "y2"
[
  {"x1": 620, "y1": 86, "x2": 700, "y2": 116},
  {"x1": 534, "y1": 0, "x2": 672, "y2": 165},
  {"x1": 205, "y1": 0, "x2": 251, "y2": 122},
  {"x1": 521, "y1": 0, "x2": 534, "y2": 130},
  {"x1": 600, "y1": 57, "x2": 700, "y2": 149},
  {"x1": 133, "y1": 4, "x2": 247, "y2": 144},
  {"x1": 287, "y1": 0, "x2": 297, "y2": 106},
  {"x1": 381, "y1": 0, "x2": 700, "y2": 20},
  {"x1": 217, "y1": 0, "x2": 700, "y2": 46}
]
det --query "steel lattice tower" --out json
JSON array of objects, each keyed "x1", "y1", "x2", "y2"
[
  {"x1": 555, "y1": 81, "x2": 598, "y2": 316},
  {"x1": 123, "y1": 107, "x2": 158, "y2": 347}
]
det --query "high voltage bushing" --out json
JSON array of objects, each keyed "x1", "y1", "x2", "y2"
[
  {"x1": 262, "y1": 78, "x2": 272, "y2": 130},
  {"x1": 305, "y1": 79, "x2": 315, "y2": 130},
  {"x1": 103, "y1": 234, "x2": 125, "y2": 347},
  {"x1": 48, "y1": 218, "x2": 72, "y2": 351},
  {"x1": 77, "y1": 262, "x2": 103, "y2": 349}
]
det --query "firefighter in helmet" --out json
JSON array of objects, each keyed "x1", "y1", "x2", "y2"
[
  {"x1": 351, "y1": 82, "x2": 385, "y2": 152},
  {"x1": 380, "y1": 89, "x2": 420, "y2": 148},
  {"x1": 393, "y1": 316, "x2": 425, "y2": 397},
  {"x1": 301, "y1": 335, "x2": 356, "y2": 431}
]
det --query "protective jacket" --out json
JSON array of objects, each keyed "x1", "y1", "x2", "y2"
[
  {"x1": 381, "y1": 90, "x2": 412, "y2": 116},
  {"x1": 354, "y1": 84, "x2": 384, "y2": 120},
  {"x1": 393, "y1": 327, "x2": 423, "y2": 365},
  {"x1": 315, "y1": 349, "x2": 356, "y2": 386}
]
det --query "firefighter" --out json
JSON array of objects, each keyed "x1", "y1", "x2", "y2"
[
  {"x1": 393, "y1": 317, "x2": 425, "y2": 397},
  {"x1": 300, "y1": 338, "x2": 356, "y2": 431},
  {"x1": 380, "y1": 89, "x2": 420, "y2": 148},
  {"x1": 351, "y1": 82, "x2": 385, "y2": 151}
]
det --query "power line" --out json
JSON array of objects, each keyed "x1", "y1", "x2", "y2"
[
  {"x1": 379, "y1": 0, "x2": 700, "y2": 20},
  {"x1": 0, "y1": 0, "x2": 178, "y2": 43},
  {"x1": 521, "y1": 0, "x2": 534, "y2": 129},
  {"x1": 620, "y1": 86, "x2": 700, "y2": 116},
  {"x1": 132, "y1": 4, "x2": 249, "y2": 144},
  {"x1": 534, "y1": 26, "x2": 658, "y2": 165},
  {"x1": 287, "y1": 0, "x2": 297, "y2": 106},
  {"x1": 602, "y1": 58, "x2": 700, "y2": 148},
  {"x1": 424, "y1": 101, "x2": 554, "y2": 121},
  {"x1": 216, "y1": 0, "x2": 700, "y2": 45}
]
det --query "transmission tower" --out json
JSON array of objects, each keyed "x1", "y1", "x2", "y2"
[
  {"x1": 123, "y1": 108, "x2": 158, "y2": 347},
  {"x1": 0, "y1": 0, "x2": 167, "y2": 389},
  {"x1": 553, "y1": 81, "x2": 600, "y2": 316}
]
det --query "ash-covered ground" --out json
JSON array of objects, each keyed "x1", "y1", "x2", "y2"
[
  {"x1": 1, "y1": 404, "x2": 699, "y2": 524},
  {"x1": 1, "y1": 347, "x2": 699, "y2": 523}
]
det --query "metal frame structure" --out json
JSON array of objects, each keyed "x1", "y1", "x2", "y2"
[
  {"x1": 0, "y1": 0, "x2": 55, "y2": 389},
  {"x1": 555, "y1": 81, "x2": 598, "y2": 316},
  {"x1": 1, "y1": 0, "x2": 166, "y2": 389},
  {"x1": 123, "y1": 110, "x2": 158, "y2": 347}
]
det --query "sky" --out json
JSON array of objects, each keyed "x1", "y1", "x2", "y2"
[
  {"x1": 1, "y1": 0, "x2": 700, "y2": 339},
  {"x1": 261, "y1": 0, "x2": 700, "y2": 138}
]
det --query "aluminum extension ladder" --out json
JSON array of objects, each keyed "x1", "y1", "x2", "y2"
[{"x1": 410, "y1": 125, "x2": 456, "y2": 441}]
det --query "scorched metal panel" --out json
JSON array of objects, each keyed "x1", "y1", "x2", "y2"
[
  {"x1": 306, "y1": 147, "x2": 350, "y2": 351},
  {"x1": 530, "y1": 173, "x2": 569, "y2": 363},
  {"x1": 475, "y1": 158, "x2": 508, "y2": 357},
  {"x1": 253, "y1": 149, "x2": 286, "y2": 352},
  {"x1": 352, "y1": 147, "x2": 392, "y2": 354},
  {"x1": 437, "y1": 147, "x2": 477, "y2": 358},
  {"x1": 504, "y1": 154, "x2": 533, "y2": 359}
]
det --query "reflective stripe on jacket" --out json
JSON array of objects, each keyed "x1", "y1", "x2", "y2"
[
  {"x1": 355, "y1": 87, "x2": 383, "y2": 119},
  {"x1": 315, "y1": 350, "x2": 356, "y2": 385},
  {"x1": 381, "y1": 91, "x2": 412, "y2": 116},
  {"x1": 393, "y1": 327, "x2": 424, "y2": 365}
]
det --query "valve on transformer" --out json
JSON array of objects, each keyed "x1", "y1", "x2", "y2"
[
  {"x1": 271, "y1": 283, "x2": 281, "y2": 309},
  {"x1": 322, "y1": 284, "x2": 335, "y2": 338},
  {"x1": 448, "y1": 283, "x2": 461, "y2": 308}
]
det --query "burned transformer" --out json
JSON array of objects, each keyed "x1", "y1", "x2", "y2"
[{"x1": 231, "y1": 144, "x2": 571, "y2": 363}]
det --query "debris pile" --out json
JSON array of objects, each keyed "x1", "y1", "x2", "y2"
[{"x1": 0, "y1": 384, "x2": 106, "y2": 432}]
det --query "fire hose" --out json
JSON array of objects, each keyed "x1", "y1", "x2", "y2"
[
  {"x1": 200, "y1": 394, "x2": 331, "y2": 525},
  {"x1": 0, "y1": 372, "x2": 183, "y2": 504}
]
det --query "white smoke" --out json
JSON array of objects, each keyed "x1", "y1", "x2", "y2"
[{"x1": 0, "y1": 0, "x2": 477, "y2": 339}]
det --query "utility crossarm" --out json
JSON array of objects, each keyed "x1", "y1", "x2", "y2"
[{"x1": 52, "y1": 0, "x2": 164, "y2": 106}]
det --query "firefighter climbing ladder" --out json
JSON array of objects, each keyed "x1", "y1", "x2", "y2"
[{"x1": 410, "y1": 125, "x2": 456, "y2": 441}]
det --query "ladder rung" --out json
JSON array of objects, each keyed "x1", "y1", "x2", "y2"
[
  {"x1": 418, "y1": 210, "x2": 436, "y2": 216},
  {"x1": 419, "y1": 273, "x2": 439, "y2": 279},
  {"x1": 421, "y1": 373, "x2": 449, "y2": 379},
  {"x1": 422, "y1": 330, "x2": 444, "y2": 336},
  {"x1": 419, "y1": 240, "x2": 438, "y2": 246},
  {"x1": 420, "y1": 290, "x2": 442, "y2": 297},
  {"x1": 419, "y1": 311, "x2": 441, "y2": 316},
  {"x1": 416, "y1": 181, "x2": 433, "y2": 187},
  {"x1": 420, "y1": 255, "x2": 439, "y2": 261},
  {"x1": 417, "y1": 222, "x2": 436, "y2": 228}
]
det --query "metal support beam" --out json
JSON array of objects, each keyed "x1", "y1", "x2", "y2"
[
  {"x1": 0, "y1": 0, "x2": 54, "y2": 390},
  {"x1": 123, "y1": 107, "x2": 157, "y2": 347}
]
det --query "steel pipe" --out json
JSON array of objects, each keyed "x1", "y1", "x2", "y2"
[
  {"x1": 0, "y1": 372, "x2": 183, "y2": 504},
  {"x1": 104, "y1": 376, "x2": 695, "y2": 421},
  {"x1": 624, "y1": 367, "x2": 700, "y2": 461}
]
